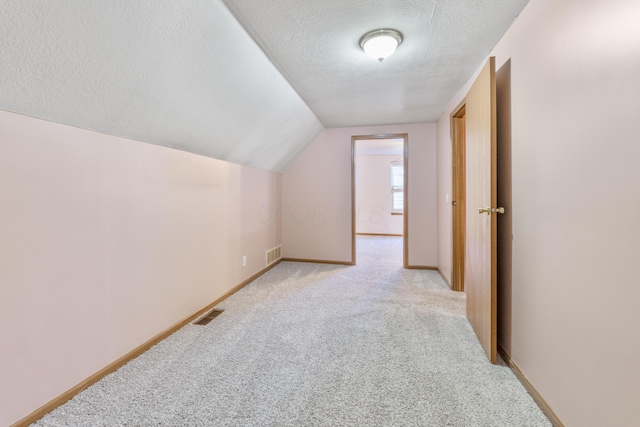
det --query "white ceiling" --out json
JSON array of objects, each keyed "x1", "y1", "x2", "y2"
[
  {"x1": 222, "y1": 0, "x2": 530, "y2": 127},
  {"x1": 0, "y1": 0, "x2": 323, "y2": 171},
  {"x1": 0, "y1": 0, "x2": 530, "y2": 171}
]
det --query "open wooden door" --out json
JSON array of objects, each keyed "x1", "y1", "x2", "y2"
[{"x1": 465, "y1": 57, "x2": 501, "y2": 363}]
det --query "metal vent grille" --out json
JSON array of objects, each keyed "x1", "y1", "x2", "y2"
[
  {"x1": 194, "y1": 309, "x2": 223, "y2": 325},
  {"x1": 266, "y1": 245, "x2": 282, "y2": 266}
]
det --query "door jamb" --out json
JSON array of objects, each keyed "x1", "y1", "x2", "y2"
[{"x1": 451, "y1": 102, "x2": 466, "y2": 292}]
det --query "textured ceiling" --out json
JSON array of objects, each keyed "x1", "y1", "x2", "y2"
[
  {"x1": 222, "y1": 0, "x2": 530, "y2": 127},
  {"x1": 0, "y1": 0, "x2": 323, "y2": 171},
  {"x1": 0, "y1": 0, "x2": 529, "y2": 171}
]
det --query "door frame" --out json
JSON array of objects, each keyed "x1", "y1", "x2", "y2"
[
  {"x1": 451, "y1": 103, "x2": 466, "y2": 292},
  {"x1": 351, "y1": 133, "x2": 409, "y2": 267}
]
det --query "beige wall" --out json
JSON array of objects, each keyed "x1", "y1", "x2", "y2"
[
  {"x1": 436, "y1": 0, "x2": 640, "y2": 425},
  {"x1": 355, "y1": 155, "x2": 404, "y2": 235},
  {"x1": 0, "y1": 110, "x2": 282, "y2": 426},
  {"x1": 283, "y1": 123, "x2": 437, "y2": 266}
]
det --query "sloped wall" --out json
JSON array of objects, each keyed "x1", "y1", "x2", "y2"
[
  {"x1": 436, "y1": 0, "x2": 640, "y2": 425},
  {"x1": 0, "y1": 110, "x2": 282, "y2": 426},
  {"x1": 0, "y1": 0, "x2": 323, "y2": 172}
]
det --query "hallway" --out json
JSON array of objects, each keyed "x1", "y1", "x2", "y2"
[{"x1": 32, "y1": 236, "x2": 549, "y2": 426}]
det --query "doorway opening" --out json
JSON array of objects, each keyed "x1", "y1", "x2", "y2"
[{"x1": 351, "y1": 134, "x2": 408, "y2": 267}]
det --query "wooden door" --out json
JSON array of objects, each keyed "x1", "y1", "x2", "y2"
[{"x1": 465, "y1": 57, "x2": 498, "y2": 363}]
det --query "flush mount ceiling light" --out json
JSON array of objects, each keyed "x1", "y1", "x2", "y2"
[{"x1": 359, "y1": 29, "x2": 403, "y2": 62}]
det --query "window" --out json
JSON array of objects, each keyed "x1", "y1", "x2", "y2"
[{"x1": 391, "y1": 160, "x2": 404, "y2": 213}]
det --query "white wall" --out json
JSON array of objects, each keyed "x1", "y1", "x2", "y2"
[
  {"x1": 355, "y1": 155, "x2": 404, "y2": 235},
  {"x1": 283, "y1": 123, "x2": 437, "y2": 267},
  {"x1": 436, "y1": 0, "x2": 640, "y2": 425},
  {"x1": 0, "y1": 110, "x2": 282, "y2": 426}
]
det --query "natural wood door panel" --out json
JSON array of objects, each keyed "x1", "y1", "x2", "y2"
[{"x1": 465, "y1": 57, "x2": 497, "y2": 363}]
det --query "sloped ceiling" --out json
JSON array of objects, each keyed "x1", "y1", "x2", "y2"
[
  {"x1": 0, "y1": 0, "x2": 529, "y2": 171},
  {"x1": 0, "y1": 0, "x2": 323, "y2": 171}
]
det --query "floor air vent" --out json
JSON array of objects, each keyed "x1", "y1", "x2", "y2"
[
  {"x1": 194, "y1": 309, "x2": 223, "y2": 325},
  {"x1": 266, "y1": 245, "x2": 282, "y2": 266}
]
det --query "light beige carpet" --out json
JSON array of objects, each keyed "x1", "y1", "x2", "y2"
[{"x1": 33, "y1": 236, "x2": 550, "y2": 426}]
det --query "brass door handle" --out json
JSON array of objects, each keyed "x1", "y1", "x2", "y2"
[
  {"x1": 478, "y1": 206, "x2": 491, "y2": 215},
  {"x1": 478, "y1": 206, "x2": 505, "y2": 215}
]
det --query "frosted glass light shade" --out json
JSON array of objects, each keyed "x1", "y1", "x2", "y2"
[{"x1": 360, "y1": 29, "x2": 403, "y2": 62}]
